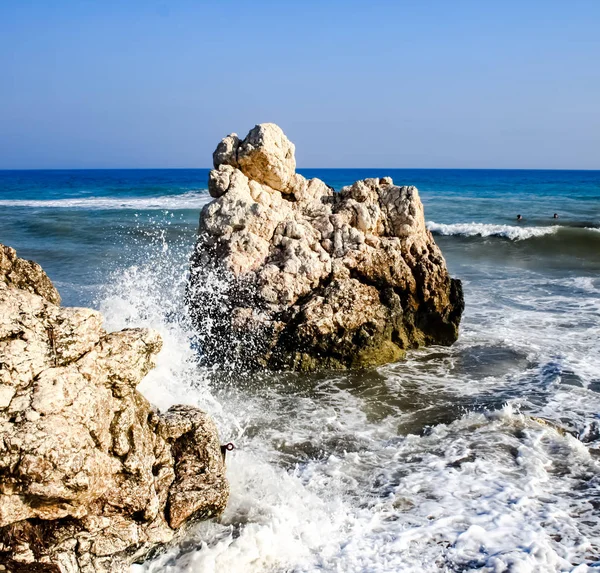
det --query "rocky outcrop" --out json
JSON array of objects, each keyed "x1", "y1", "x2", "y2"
[
  {"x1": 188, "y1": 123, "x2": 464, "y2": 371},
  {"x1": 1, "y1": 244, "x2": 61, "y2": 305},
  {"x1": 0, "y1": 245, "x2": 229, "y2": 572}
]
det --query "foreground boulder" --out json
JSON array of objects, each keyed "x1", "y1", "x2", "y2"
[
  {"x1": 0, "y1": 245, "x2": 229, "y2": 572},
  {"x1": 188, "y1": 123, "x2": 464, "y2": 371}
]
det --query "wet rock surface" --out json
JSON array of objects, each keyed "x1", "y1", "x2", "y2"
[
  {"x1": 188, "y1": 123, "x2": 464, "y2": 371},
  {"x1": 0, "y1": 245, "x2": 229, "y2": 572}
]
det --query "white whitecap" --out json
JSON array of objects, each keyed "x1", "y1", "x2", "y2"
[
  {"x1": 426, "y1": 221, "x2": 560, "y2": 241},
  {"x1": 0, "y1": 191, "x2": 211, "y2": 210}
]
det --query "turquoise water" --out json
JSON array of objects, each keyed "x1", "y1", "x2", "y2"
[{"x1": 1, "y1": 169, "x2": 600, "y2": 572}]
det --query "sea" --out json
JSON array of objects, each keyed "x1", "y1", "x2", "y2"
[{"x1": 1, "y1": 168, "x2": 599, "y2": 572}]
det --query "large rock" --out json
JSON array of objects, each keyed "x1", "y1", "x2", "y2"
[
  {"x1": 188, "y1": 123, "x2": 464, "y2": 371},
  {"x1": 0, "y1": 245, "x2": 229, "y2": 572}
]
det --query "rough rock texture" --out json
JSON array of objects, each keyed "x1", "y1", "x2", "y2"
[
  {"x1": 0, "y1": 245, "x2": 229, "y2": 572},
  {"x1": 1, "y1": 245, "x2": 61, "y2": 306},
  {"x1": 188, "y1": 123, "x2": 464, "y2": 371}
]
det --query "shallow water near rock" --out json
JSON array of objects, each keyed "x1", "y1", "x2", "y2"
[{"x1": 1, "y1": 168, "x2": 600, "y2": 571}]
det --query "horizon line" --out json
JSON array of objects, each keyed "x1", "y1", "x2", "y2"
[{"x1": 1, "y1": 167, "x2": 600, "y2": 172}]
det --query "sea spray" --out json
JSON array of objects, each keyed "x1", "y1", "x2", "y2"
[{"x1": 95, "y1": 225, "x2": 600, "y2": 572}]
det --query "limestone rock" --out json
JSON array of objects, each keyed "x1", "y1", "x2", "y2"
[
  {"x1": 211, "y1": 123, "x2": 296, "y2": 193},
  {"x1": 0, "y1": 245, "x2": 229, "y2": 572},
  {"x1": 1, "y1": 244, "x2": 60, "y2": 305},
  {"x1": 188, "y1": 124, "x2": 464, "y2": 371}
]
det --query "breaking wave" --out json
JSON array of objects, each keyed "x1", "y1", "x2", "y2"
[
  {"x1": 427, "y1": 221, "x2": 560, "y2": 241},
  {"x1": 0, "y1": 191, "x2": 211, "y2": 210}
]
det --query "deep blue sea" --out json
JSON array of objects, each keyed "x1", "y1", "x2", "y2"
[{"x1": 1, "y1": 169, "x2": 600, "y2": 572}]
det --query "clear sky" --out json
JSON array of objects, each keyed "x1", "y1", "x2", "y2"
[{"x1": 1, "y1": 0, "x2": 599, "y2": 169}]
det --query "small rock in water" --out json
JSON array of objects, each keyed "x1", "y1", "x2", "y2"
[{"x1": 188, "y1": 123, "x2": 464, "y2": 371}]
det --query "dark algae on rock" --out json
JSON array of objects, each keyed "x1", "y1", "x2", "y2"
[
  {"x1": 0, "y1": 244, "x2": 229, "y2": 573},
  {"x1": 188, "y1": 123, "x2": 464, "y2": 371}
]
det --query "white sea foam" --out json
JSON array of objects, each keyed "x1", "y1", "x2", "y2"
[
  {"x1": 553, "y1": 276, "x2": 600, "y2": 295},
  {"x1": 0, "y1": 191, "x2": 210, "y2": 210},
  {"x1": 427, "y1": 221, "x2": 560, "y2": 240},
  {"x1": 95, "y1": 236, "x2": 600, "y2": 573}
]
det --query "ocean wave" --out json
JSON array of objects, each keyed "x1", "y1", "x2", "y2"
[
  {"x1": 0, "y1": 191, "x2": 211, "y2": 210},
  {"x1": 427, "y1": 221, "x2": 560, "y2": 241}
]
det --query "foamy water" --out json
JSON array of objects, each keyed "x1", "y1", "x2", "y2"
[
  {"x1": 94, "y1": 239, "x2": 600, "y2": 573},
  {"x1": 426, "y1": 221, "x2": 561, "y2": 241},
  {"x1": 0, "y1": 191, "x2": 211, "y2": 210},
  {"x1": 2, "y1": 168, "x2": 598, "y2": 572}
]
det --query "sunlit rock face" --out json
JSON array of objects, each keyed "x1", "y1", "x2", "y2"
[
  {"x1": 0, "y1": 244, "x2": 229, "y2": 573},
  {"x1": 188, "y1": 123, "x2": 464, "y2": 371}
]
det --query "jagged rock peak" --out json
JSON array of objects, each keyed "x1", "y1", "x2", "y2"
[{"x1": 211, "y1": 123, "x2": 297, "y2": 194}]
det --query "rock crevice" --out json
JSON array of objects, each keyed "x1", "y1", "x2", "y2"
[{"x1": 188, "y1": 123, "x2": 464, "y2": 370}]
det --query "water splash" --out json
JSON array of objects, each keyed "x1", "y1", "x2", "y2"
[{"x1": 94, "y1": 219, "x2": 600, "y2": 572}]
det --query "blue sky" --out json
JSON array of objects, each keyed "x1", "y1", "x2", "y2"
[{"x1": 1, "y1": 0, "x2": 599, "y2": 169}]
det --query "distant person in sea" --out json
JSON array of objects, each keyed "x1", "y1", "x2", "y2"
[
  {"x1": 553, "y1": 213, "x2": 559, "y2": 219},
  {"x1": 516, "y1": 214, "x2": 522, "y2": 221}
]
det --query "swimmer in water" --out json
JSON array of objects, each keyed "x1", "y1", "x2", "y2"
[
  {"x1": 517, "y1": 214, "x2": 522, "y2": 221},
  {"x1": 553, "y1": 213, "x2": 559, "y2": 219}
]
